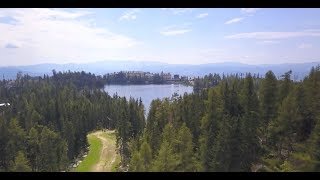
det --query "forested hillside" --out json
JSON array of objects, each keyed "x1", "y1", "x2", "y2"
[
  {"x1": 1, "y1": 66, "x2": 320, "y2": 172},
  {"x1": 0, "y1": 71, "x2": 144, "y2": 172},
  {"x1": 126, "y1": 66, "x2": 320, "y2": 172}
]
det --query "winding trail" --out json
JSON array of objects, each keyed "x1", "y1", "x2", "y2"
[
  {"x1": 91, "y1": 130, "x2": 118, "y2": 172},
  {"x1": 74, "y1": 130, "x2": 119, "y2": 172}
]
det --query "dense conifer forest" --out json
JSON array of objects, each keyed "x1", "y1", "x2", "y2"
[
  {"x1": 127, "y1": 66, "x2": 320, "y2": 172},
  {"x1": 0, "y1": 71, "x2": 144, "y2": 172},
  {"x1": 1, "y1": 66, "x2": 320, "y2": 172},
  {"x1": 2, "y1": 7, "x2": 320, "y2": 173}
]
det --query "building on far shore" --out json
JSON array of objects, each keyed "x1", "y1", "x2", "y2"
[
  {"x1": 145, "y1": 72, "x2": 153, "y2": 80},
  {"x1": 173, "y1": 74, "x2": 180, "y2": 80},
  {"x1": 124, "y1": 71, "x2": 145, "y2": 78},
  {"x1": 161, "y1": 72, "x2": 171, "y2": 81},
  {"x1": 120, "y1": 71, "x2": 174, "y2": 81},
  {"x1": 181, "y1": 76, "x2": 188, "y2": 81}
]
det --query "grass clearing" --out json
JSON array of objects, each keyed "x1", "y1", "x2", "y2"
[
  {"x1": 75, "y1": 130, "x2": 120, "y2": 172},
  {"x1": 75, "y1": 134, "x2": 102, "y2": 172}
]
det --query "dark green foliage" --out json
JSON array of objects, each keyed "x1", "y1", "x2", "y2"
[
  {"x1": 239, "y1": 74, "x2": 260, "y2": 171},
  {"x1": 193, "y1": 73, "x2": 221, "y2": 93},
  {"x1": 127, "y1": 66, "x2": 320, "y2": 172},
  {"x1": 176, "y1": 123, "x2": 196, "y2": 171},
  {"x1": 129, "y1": 139, "x2": 152, "y2": 172},
  {"x1": 139, "y1": 140, "x2": 152, "y2": 170},
  {"x1": 279, "y1": 70, "x2": 293, "y2": 102},
  {"x1": 105, "y1": 71, "x2": 185, "y2": 85},
  {"x1": 152, "y1": 140, "x2": 178, "y2": 171},
  {"x1": 0, "y1": 70, "x2": 144, "y2": 171},
  {"x1": 128, "y1": 150, "x2": 143, "y2": 171},
  {"x1": 309, "y1": 117, "x2": 320, "y2": 170},
  {"x1": 10, "y1": 151, "x2": 31, "y2": 172},
  {"x1": 199, "y1": 88, "x2": 222, "y2": 171},
  {"x1": 2, "y1": 65, "x2": 320, "y2": 172},
  {"x1": 260, "y1": 71, "x2": 278, "y2": 129}
]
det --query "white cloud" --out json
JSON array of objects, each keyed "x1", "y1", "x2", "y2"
[
  {"x1": 196, "y1": 13, "x2": 208, "y2": 19},
  {"x1": 298, "y1": 43, "x2": 313, "y2": 49},
  {"x1": 119, "y1": 9, "x2": 140, "y2": 21},
  {"x1": 160, "y1": 29, "x2": 191, "y2": 36},
  {"x1": 160, "y1": 24, "x2": 192, "y2": 36},
  {"x1": 225, "y1": 17, "x2": 244, "y2": 25},
  {"x1": 0, "y1": 8, "x2": 141, "y2": 65},
  {"x1": 161, "y1": 8, "x2": 193, "y2": 15},
  {"x1": 225, "y1": 29, "x2": 320, "y2": 39},
  {"x1": 257, "y1": 40, "x2": 279, "y2": 44},
  {"x1": 241, "y1": 8, "x2": 260, "y2": 14},
  {"x1": 0, "y1": 8, "x2": 93, "y2": 20}
]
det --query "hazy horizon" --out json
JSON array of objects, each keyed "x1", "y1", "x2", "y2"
[
  {"x1": 1, "y1": 8, "x2": 320, "y2": 66},
  {"x1": 1, "y1": 59, "x2": 320, "y2": 67}
]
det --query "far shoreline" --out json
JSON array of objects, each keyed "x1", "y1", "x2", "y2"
[{"x1": 103, "y1": 81, "x2": 193, "y2": 87}]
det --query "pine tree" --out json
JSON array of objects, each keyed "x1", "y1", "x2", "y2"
[
  {"x1": 152, "y1": 140, "x2": 178, "y2": 172},
  {"x1": 210, "y1": 115, "x2": 234, "y2": 171},
  {"x1": 38, "y1": 126, "x2": 67, "y2": 172},
  {"x1": 295, "y1": 84, "x2": 313, "y2": 141},
  {"x1": 260, "y1": 71, "x2": 278, "y2": 139},
  {"x1": 278, "y1": 70, "x2": 293, "y2": 103},
  {"x1": 200, "y1": 88, "x2": 221, "y2": 171},
  {"x1": 268, "y1": 93, "x2": 298, "y2": 160},
  {"x1": 146, "y1": 99, "x2": 162, "y2": 155},
  {"x1": 161, "y1": 123, "x2": 176, "y2": 147},
  {"x1": 0, "y1": 116, "x2": 7, "y2": 170},
  {"x1": 240, "y1": 73, "x2": 260, "y2": 171},
  {"x1": 309, "y1": 116, "x2": 320, "y2": 171},
  {"x1": 27, "y1": 127, "x2": 40, "y2": 171},
  {"x1": 139, "y1": 140, "x2": 152, "y2": 171},
  {"x1": 176, "y1": 123, "x2": 196, "y2": 171},
  {"x1": 10, "y1": 151, "x2": 32, "y2": 172},
  {"x1": 116, "y1": 98, "x2": 132, "y2": 167},
  {"x1": 128, "y1": 150, "x2": 143, "y2": 171},
  {"x1": 5, "y1": 118, "x2": 26, "y2": 167}
]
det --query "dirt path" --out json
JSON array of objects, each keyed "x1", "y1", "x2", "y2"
[{"x1": 91, "y1": 130, "x2": 118, "y2": 172}]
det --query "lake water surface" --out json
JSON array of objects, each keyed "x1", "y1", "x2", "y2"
[{"x1": 104, "y1": 84, "x2": 193, "y2": 115}]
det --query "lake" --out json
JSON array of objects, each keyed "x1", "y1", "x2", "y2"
[{"x1": 104, "y1": 84, "x2": 193, "y2": 115}]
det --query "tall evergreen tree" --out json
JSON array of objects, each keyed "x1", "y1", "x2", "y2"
[
  {"x1": 10, "y1": 151, "x2": 32, "y2": 172},
  {"x1": 200, "y1": 88, "x2": 221, "y2": 171},
  {"x1": 152, "y1": 140, "x2": 178, "y2": 172},
  {"x1": 268, "y1": 93, "x2": 298, "y2": 159},
  {"x1": 176, "y1": 123, "x2": 197, "y2": 171},
  {"x1": 278, "y1": 70, "x2": 293, "y2": 103},
  {"x1": 308, "y1": 116, "x2": 320, "y2": 171},
  {"x1": 260, "y1": 71, "x2": 278, "y2": 139},
  {"x1": 139, "y1": 140, "x2": 152, "y2": 171},
  {"x1": 240, "y1": 74, "x2": 260, "y2": 171}
]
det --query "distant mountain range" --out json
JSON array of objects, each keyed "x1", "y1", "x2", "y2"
[{"x1": 0, "y1": 60, "x2": 319, "y2": 80}]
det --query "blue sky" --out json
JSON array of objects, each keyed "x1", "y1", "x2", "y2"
[{"x1": 0, "y1": 8, "x2": 320, "y2": 66}]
